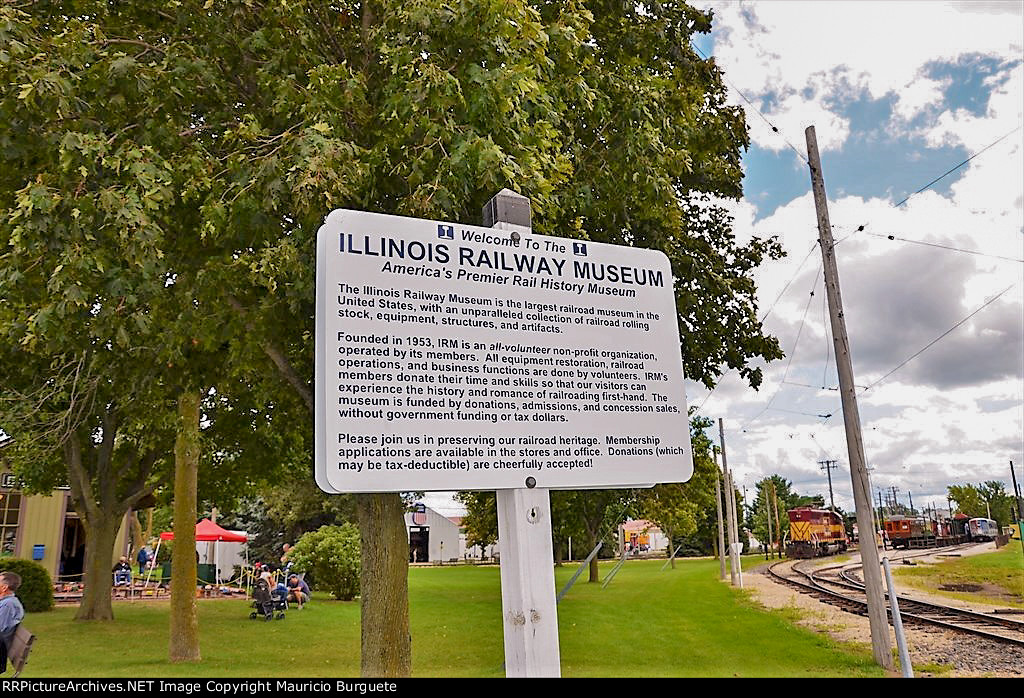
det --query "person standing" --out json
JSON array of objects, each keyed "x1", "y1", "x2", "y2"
[
  {"x1": 136, "y1": 544, "x2": 152, "y2": 577},
  {"x1": 0, "y1": 572, "x2": 25, "y2": 674}
]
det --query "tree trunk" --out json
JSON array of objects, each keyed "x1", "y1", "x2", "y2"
[
  {"x1": 169, "y1": 391, "x2": 201, "y2": 663},
  {"x1": 74, "y1": 514, "x2": 121, "y2": 621},
  {"x1": 357, "y1": 493, "x2": 410, "y2": 677},
  {"x1": 587, "y1": 530, "x2": 599, "y2": 583}
]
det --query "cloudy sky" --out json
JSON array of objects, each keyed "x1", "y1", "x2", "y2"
[
  {"x1": 427, "y1": 1, "x2": 1023, "y2": 518},
  {"x1": 684, "y1": 0, "x2": 1023, "y2": 515}
]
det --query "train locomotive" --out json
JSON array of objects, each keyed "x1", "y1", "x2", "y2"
[{"x1": 786, "y1": 507, "x2": 848, "y2": 558}]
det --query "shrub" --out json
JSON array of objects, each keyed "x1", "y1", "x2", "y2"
[
  {"x1": 0, "y1": 557, "x2": 55, "y2": 612},
  {"x1": 287, "y1": 524, "x2": 360, "y2": 601}
]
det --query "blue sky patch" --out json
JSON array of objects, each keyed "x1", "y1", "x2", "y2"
[
  {"x1": 691, "y1": 32, "x2": 714, "y2": 61},
  {"x1": 742, "y1": 88, "x2": 971, "y2": 221},
  {"x1": 924, "y1": 53, "x2": 1021, "y2": 118}
]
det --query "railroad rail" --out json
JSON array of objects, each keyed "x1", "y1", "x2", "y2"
[{"x1": 767, "y1": 551, "x2": 1024, "y2": 648}]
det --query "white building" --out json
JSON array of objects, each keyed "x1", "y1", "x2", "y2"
[{"x1": 404, "y1": 503, "x2": 460, "y2": 563}]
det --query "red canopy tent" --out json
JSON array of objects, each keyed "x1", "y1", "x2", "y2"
[
  {"x1": 159, "y1": 519, "x2": 248, "y2": 542},
  {"x1": 147, "y1": 519, "x2": 249, "y2": 587}
]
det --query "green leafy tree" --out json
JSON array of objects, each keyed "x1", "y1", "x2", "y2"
[
  {"x1": 0, "y1": 351, "x2": 176, "y2": 621},
  {"x1": 949, "y1": 482, "x2": 1015, "y2": 527},
  {"x1": 2, "y1": 0, "x2": 783, "y2": 675},
  {"x1": 638, "y1": 416, "x2": 719, "y2": 566},
  {"x1": 454, "y1": 491, "x2": 498, "y2": 556},
  {"x1": 288, "y1": 524, "x2": 361, "y2": 601},
  {"x1": 555, "y1": 489, "x2": 636, "y2": 582},
  {"x1": 219, "y1": 479, "x2": 357, "y2": 565}
]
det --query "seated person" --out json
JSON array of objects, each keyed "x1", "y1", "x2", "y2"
[
  {"x1": 1, "y1": 572, "x2": 26, "y2": 675},
  {"x1": 286, "y1": 574, "x2": 310, "y2": 608},
  {"x1": 112, "y1": 556, "x2": 132, "y2": 586}
]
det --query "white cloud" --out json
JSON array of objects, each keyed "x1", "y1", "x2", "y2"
[
  {"x1": 432, "y1": 2, "x2": 1024, "y2": 519},
  {"x1": 700, "y1": 1, "x2": 1024, "y2": 152}
]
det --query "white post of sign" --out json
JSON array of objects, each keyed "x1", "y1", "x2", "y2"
[{"x1": 486, "y1": 189, "x2": 561, "y2": 678}]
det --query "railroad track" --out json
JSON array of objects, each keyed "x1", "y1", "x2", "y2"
[{"x1": 767, "y1": 551, "x2": 1024, "y2": 648}]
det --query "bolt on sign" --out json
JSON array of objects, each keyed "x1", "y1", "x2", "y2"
[{"x1": 315, "y1": 209, "x2": 692, "y2": 494}]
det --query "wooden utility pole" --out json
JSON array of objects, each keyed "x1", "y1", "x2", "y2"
[
  {"x1": 1011, "y1": 461, "x2": 1024, "y2": 560},
  {"x1": 805, "y1": 125, "x2": 893, "y2": 669},
  {"x1": 486, "y1": 189, "x2": 561, "y2": 677},
  {"x1": 880, "y1": 489, "x2": 888, "y2": 550},
  {"x1": 719, "y1": 419, "x2": 742, "y2": 587},
  {"x1": 770, "y1": 480, "x2": 784, "y2": 558},
  {"x1": 819, "y1": 459, "x2": 838, "y2": 511},
  {"x1": 764, "y1": 487, "x2": 775, "y2": 559},
  {"x1": 714, "y1": 450, "x2": 727, "y2": 579}
]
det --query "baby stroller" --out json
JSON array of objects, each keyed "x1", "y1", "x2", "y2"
[{"x1": 249, "y1": 578, "x2": 287, "y2": 621}]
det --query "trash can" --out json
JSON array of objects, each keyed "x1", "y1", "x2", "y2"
[{"x1": 197, "y1": 563, "x2": 217, "y2": 584}]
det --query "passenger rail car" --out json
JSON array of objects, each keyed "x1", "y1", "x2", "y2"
[
  {"x1": 966, "y1": 517, "x2": 998, "y2": 541},
  {"x1": 786, "y1": 507, "x2": 848, "y2": 558}
]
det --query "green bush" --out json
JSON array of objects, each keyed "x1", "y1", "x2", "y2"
[
  {"x1": 287, "y1": 524, "x2": 360, "y2": 601},
  {"x1": 0, "y1": 557, "x2": 55, "y2": 612}
]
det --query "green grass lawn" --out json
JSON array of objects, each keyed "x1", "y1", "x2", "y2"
[
  {"x1": 18, "y1": 558, "x2": 883, "y2": 678},
  {"x1": 893, "y1": 545, "x2": 1024, "y2": 608}
]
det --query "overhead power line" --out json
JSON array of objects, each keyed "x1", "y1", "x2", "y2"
[
  {"x1": 893, "y1": 125, "x2": 1022, "y2": 208},
  {"x1": 858, "y1": 284, "x2": 1018, "y2": 394},
  {"x1": 838, "y1": 123, "x2": 1024, "y2": 245},
  {"x1": 864, "y1": 232, "x2": 1023, "y2": 264},
  {"x1": 767, "y1": 406, "x2": 832, "y2": 419},
  {"x1": 741, "y1": 266, "x2": 822, "y2": 431},
  {"x1": 690, "y1": 42, "x2": 809, "y2": 164},
  {"x1": 694, "y1": 238, "x2": 821, "y2": 416}
]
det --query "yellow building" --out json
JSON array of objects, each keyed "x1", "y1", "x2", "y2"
[{"x1": 1, "y1": 462, "x2": 131, "y2": 581}]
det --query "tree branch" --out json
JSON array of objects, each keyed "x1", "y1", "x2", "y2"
[
  {"x1": 64, "y1": 431, "x2": 99, "y2": 523},
  {"x1": 226, "y1": 294, "x2": 314, "y2": 413}
]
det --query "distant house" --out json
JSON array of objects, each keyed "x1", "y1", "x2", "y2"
[
  {"x1": 404, "y1": 503, "x2": 460, "y2": 563},
  {"x1": 620, "y1": 519, "x2": 669, "y2": 554}
]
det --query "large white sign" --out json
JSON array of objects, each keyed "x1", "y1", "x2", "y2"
[{"x1": 315, "y1": 209, "x2": 692, "y2": 493}]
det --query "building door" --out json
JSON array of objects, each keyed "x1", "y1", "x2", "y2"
[
  {"x1": 59, "y1": 516, "x2": 86, "y2": 581},
  {"x1": 409, "y1": 526, "x2": 429, "y2": 563}
]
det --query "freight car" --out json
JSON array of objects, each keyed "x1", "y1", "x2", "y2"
[
  {"x1": 786, "y1": 507, "x2": 848, "y2": 558},
  {"x1": 966, "y1": 517, "x2": 998, "y2": 542},
  {"x1": 883, "y1": 516, "x2": 936, "y2": 549}
]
